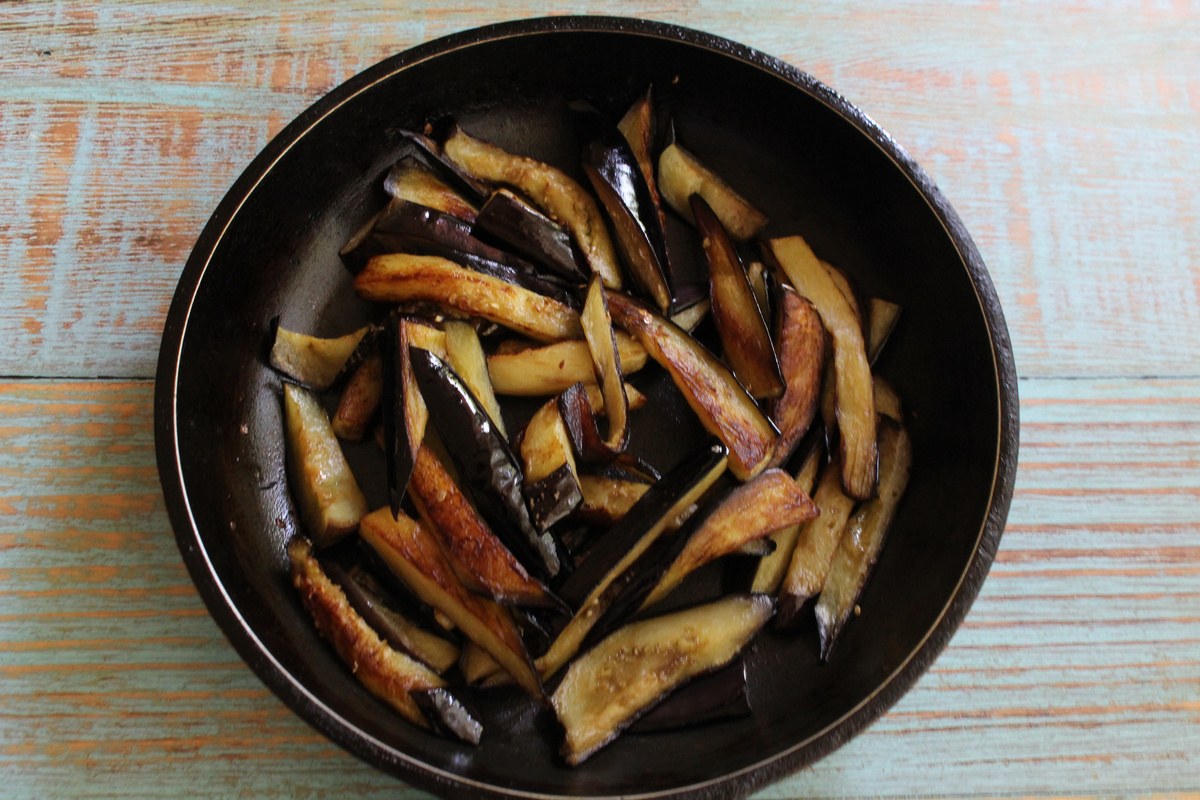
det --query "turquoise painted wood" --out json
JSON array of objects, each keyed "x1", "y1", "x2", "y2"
[{"x1": 0, "y1": 2, "x2": 1197, "y2": 798}]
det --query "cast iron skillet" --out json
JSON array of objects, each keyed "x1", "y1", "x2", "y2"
[{"x1": 155, "y1": 16, "x2": 1018, "y2": 800}]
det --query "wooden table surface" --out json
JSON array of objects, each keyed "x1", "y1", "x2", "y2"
[{"x1": 2, "y1": 2, "x2": 1197, "y2": 798}]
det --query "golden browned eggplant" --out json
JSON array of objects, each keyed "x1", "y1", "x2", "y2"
[
  {"x1": 270, "y1": 324, "x2": 372, "y2": 391},
  {"x1": 777, "y1": 459, "x2": 858, "y2": 627},
  {"x1": 322, "y1": 560, "x2": 461, "y2": 674},
  {"x1": 551, "y1": 593, "x2": 773, "y2": 765},
  {"x1": 766, "y1": 286, "x2": 826, "y2": 469},
  {"x1": 473, "y1": 188, "x2": 588, "y2": 281},
  {"x1": 356, "y1": 254, "x2": 583, "y2": 343},
  {"x1": 443, "y1": 320, "x2": 506, "y2": 439},
  {"x1": 487, "y1": 334, "x2": 647, "y2": 396},
  {"x1": 574, "y1": 102, "x2": 674, "y2": 313},
  {"x1": 657, "y1": 143, "x2": 768, "y2": 242},
  {"x1": 640, "y1": 468, "x2": 818, "y2": 609},
  {"x1": 407, "y1": 443, "x2": 563, "y2": 610},
  {"x1": 538, "y1": 441, "x2": 728, "y2": 680},
  {"x1": 768, "y1": 236, "x2": 877, "y2": 500},
  {"x1": 750, "y1": 442, "x2": 823, "y2": 594},
  {"x1": 691, "y1": 195, "x2": 783, "y2": 400},
  {"x1": 384, "y1": 157, "x2": 480, "y2": 223},
  {"x1": 574, "y1": 474, "x2": 651, "y2": 527},
  {"x1": 443, "y1": 126, "x2": 623, "y2": 289},
  {"x1": 358, "y1": 507, "x2": 545, "y2": 700},
  {"x1": 283, "y1": 383, "x2": 369, "y2": 548},
  {"x1": 580, "y1": 275, "x2": 629, "y2": 452},
  {"x1": 332, "y1": 350, "x2": 383, "y2": 442},
  {"x1": 288, "y1": 538, "x2": 444, "y2": 727},
  {"x1": 816, "y1": 419, "x2": 912, "y2": 659},
  {"x1": 606, "y1": 290, "x2": 777, "y2": 481}
]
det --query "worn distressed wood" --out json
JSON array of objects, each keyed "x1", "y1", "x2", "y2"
[
  {"x1": 0, "y1": 1, "x2": 1197, "y2": 798},
  {"x1": 0, "y1": 1, "x2": 1197, "y2": 378},
  {"x1": 0, "y1": 378, "x2": 1197, "y2": 798}
]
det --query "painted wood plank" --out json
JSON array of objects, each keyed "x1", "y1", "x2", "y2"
[
  {"x1": 0, "y1": 378, "x2": 1196, "y2": 799},
  {"x1": 0, "y1": 1, "x2": 1196, "y2": 379}
]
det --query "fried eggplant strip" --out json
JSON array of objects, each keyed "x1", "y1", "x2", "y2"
[
  {"x1": 816, "y1": 420, "x2": 912, "y2": 659},
  {"x1": 766, "y1": 286, "x2": 826, "y2": 469},
  {"x1": 657, "y1": 143, "x2": 768, "y2": 241},
  {"x1": 443, "y1": 126, "x2": 622, "y2": 289},
  {"x1": 487, "y1": 334, "x2": 647, "y2": 396},
  {"x1": 607, "y1": 290, "x2": 777, "y2": 481},
  {"x1": 359, "y1": 508, "x2": 545, "y2": 700},
  {"x1": 288, "y1": 538, "x2": 443, "y2": 727},
  {"x1": 283, "y1": 383, "x2": 369, "y2": 548},
  {"x1": 552, "y1": 594, "x2": 773, "y2": 765},
  {"x1": 777, "y1": 459, "x2": 857, "y2": 627},
  {"x1": 407, "y1": 443, "x2": 563, "y2": 609},
  {"x1": 768, "y1": 236, "x2": 877, "y2": 499},
  {"x1": 750, "y1": 443, "x2": 823, "y2": 594},
  {"x1": 355, "y1": 254, "x2": 582, "y2": 342}
]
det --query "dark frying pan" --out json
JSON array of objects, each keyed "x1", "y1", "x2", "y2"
[{"x1": 155, "y1": 16, "x2": 1018, "y2": 800}]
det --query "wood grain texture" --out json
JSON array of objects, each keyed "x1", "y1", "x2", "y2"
[
  {"x1": 1, "y1": 378, "x2": 1197, "y2": 797},
  {"x1": 0, "y1": 1, "x2": 1197, "y2": 798},
  {"x1": 0, "y1": 1, "x2": 1196, "y2": 378}
]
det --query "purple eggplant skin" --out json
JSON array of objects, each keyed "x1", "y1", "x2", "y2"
[
  {"x1": 411, "y1": 688, "x2": 484, "y2": 745},
  {"x1": 394, "y1": 128, "x2": 491, "y2": 206},
  {"x1": 473, "y1": 189, "x2": 588, "y2": 282},
  {"x1": 526, "y1": 462, "x2": 584, "y2": 532},
  {"x1": 555, "y1": 382, "x2": 659, "y2": 481},
  {"x1": 629, "y1": 656, "x2": 751, "y2": 733},
  {"x1": 373, "y1": 200, "x2": 580, "y2": 308},
  {"x1": 554, "y1": 438, "x2": 729, "y2": 610},
  {"x1": 571, "y1": 101, "x2": 676, "y2": 314},
  {"x1": 409, "y1": 347, "x2": 568, "y2": 581},
  {"x1": 581, "y1": 484, "x2": 734, "y2": 646}
]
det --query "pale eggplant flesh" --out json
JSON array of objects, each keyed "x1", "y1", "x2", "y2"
[
  {"x1": 629, "y1": 656, "x2": 751, "y2": 733},
  {"x1": 473, "y1": 188, "x2": 588, "y2": 282},
  {"x1": 572, "y1": 101, "x2": 674, "y2": 314},
  {"x1": 393, "y1": 128, "x2": 491, "y2": 206},
  {"x1": 580, "y1": 275, "x2": 630, "y2": 453},
  {"x1": 410, "y1": 346, "x2": 568, "y2": 581},
  {"x1": 815, "y1": 419, "x2": 912, "y2": 660},
  {"x1": 283, "y1": 383, "x2": 369, "y2": 548},
  {"x1": 551, "y1": 593, "x2": 774, "y2": 765}
]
